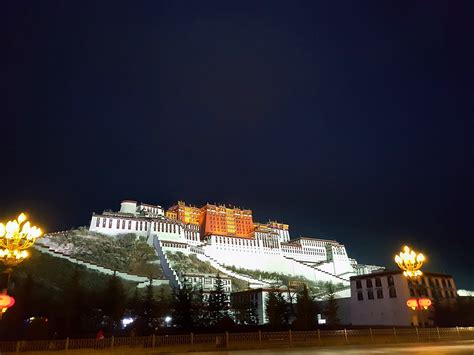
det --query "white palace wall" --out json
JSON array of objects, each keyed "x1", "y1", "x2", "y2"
[{"x1": 88, "y1": 205, "x2": 356, "y2": 286}]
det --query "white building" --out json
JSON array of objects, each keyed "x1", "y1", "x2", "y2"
[
  {"x1": 182, "y1": 272, "x2": 232, "y2": 302},
  {"x1": 350, "y1": 270, "x2": 457, "y2": 327},
  {"x1": 89, "y1": 200, "x2": 382, "y2": 292}
]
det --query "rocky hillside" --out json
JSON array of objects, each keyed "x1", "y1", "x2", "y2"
[{"x1": 39, "y1": 228, "x2": 164, "y2": 278}]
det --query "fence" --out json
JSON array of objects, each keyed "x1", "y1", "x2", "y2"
[{"x1": 0, "y1": 327, "x2": 473, "y2": 353}]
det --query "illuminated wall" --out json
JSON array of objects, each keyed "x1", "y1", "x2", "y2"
[
  {"x1": 201, "y1": 203, "x2": 254, "y2": 237},
  {"x1": 167, "y1": 201, "x2": 200, "y2": 225}
]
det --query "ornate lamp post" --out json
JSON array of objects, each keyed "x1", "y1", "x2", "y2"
[
  {"x1": 394, "y1": 245, "x2": 427, "y2": 327},
  {"x1": 0, "y1": 213, "x2": 43, "y2": 316}
]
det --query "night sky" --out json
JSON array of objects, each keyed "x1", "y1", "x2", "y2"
[{"x1": 3, "y1": 2, "x2": 473, "y2": 288}]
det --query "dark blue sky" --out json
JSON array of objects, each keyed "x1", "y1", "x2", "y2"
[{"x1": 3, "y1": 1, "x2": 473, "y2": 288}]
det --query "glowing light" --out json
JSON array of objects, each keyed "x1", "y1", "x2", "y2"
[
  {"x1": 394, "y1": 245, "x2": 425, "y2": 279},
  {"x1": 165, "y1": 316, "x2": 172, "y2": 323},
  {"x1": 121, "y1": 317, "x2": 134, "y2": 327},
  {"x1": 0, "y1": 294, "x2": 15, "y2": 314},
  {"x1": 406, "y1": 298, "x2": 418, "y2": 310},
  {"x1": 0, "y1": 212, "x2": 43, "y2": 266},
  {"x1": 406, "y1": 297, "x2": 432, "y2": 310},
  {"x1": 418, "y1": 298, "x2": 432, "y2": 310}
]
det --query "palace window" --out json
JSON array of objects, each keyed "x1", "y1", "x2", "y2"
[
  {"x1": 122, "y1": 220, "x2": 126, "y2": 229},
  {"x1": 375, "y1": 278, "x2": 382, "y2": 287},
  {"x1": 366, "y1": 279, "x2": 373, "y2": 288},
  {"x1": 357, "y1": 291, "x2": 363, "y2": 301},
  {"x1": 96, "y1": 218, "x2": 100, "y2": 227},
  {"x1": 387, "y1": 275, "x2": 394, "y2": 286},
  {"x1": 116, "y1": 219, "x2": 120, "y2": 229},
  {"x1": 389, "y1": 287, "x2": 397, "y2": 298},
  {"x1": 128, "y1": 221, "x2": 131, "y2": 230},
  {"x1": 102, "y1": 218, "x2": 106, "y2": 228},
  {"x1": 145, "y1": 222, "x2": 147, "y2": 231},
  {"x1": 377, "y1": 289, "x2": 383, "y2": 299},
  {"x1": 368, "y1": 290, "x2": 374, "y2": 300}
]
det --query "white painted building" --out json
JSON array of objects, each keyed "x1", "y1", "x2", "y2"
[
  {"x1": 88, "y1": 200, "x2": 382, "y2": 291},
  {"x1": 182, "y1": 272, "x2": 232, "y2": 302},
  {"x1": 350, "y1": 270, "x2": 457, "y2": 327}
]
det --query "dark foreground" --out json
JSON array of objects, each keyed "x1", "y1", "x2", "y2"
[{"x1": 182, "y1": 341, "x2": 474, "y2": 355}]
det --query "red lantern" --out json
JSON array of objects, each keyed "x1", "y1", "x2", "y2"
[
  {"x1": 0, "y1": 294, "x2": 15, "y2": 313},
  {"x1": 406, "y1": 297, "x2": 432, "y2": 310},
  {"x1": 418, "y1": 298, "x2": 432, "y2": 309},
  {"x1": 406, "y1": 298, "x2": 418, "y2": 310}
]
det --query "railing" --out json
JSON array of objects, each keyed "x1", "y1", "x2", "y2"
[{"x1": 1, "y1": 327, "x2": 473, "y2": 353}]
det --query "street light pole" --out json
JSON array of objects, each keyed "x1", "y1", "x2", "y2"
[
  {"x1": 394, "y1": 245, "x2": 426, "y2": 328},
  {"x1": 0, "y1": 213, "x2": 43, "y2": 318}
]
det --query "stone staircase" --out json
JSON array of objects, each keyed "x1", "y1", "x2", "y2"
[
  {"x1": 313, "y1": 284, "x2": 352, "y2": 300},
  {"x1": 283, "y1": 256, "x2": 350, "y2": 283},
  {"x1": 153, "y1": 237, "x2": 182, "y2": 289},
  {"x1": 188, "y1": 246, "x2": 270, "y2": 288}
]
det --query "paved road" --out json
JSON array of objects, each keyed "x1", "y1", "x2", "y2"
[{"x1": 178, "y1": 341, "x2": 474, "y2": 355}]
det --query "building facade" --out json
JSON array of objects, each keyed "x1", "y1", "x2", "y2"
[
  {"x1": 350, "y1": 270, "x2": 457, "y2": 327},
  {"x1": 182, "y1": 272, "x2": 232, "y2": 302},
  {"x1": 89, "y1": 200, "x2": 382, "y2": 290}
]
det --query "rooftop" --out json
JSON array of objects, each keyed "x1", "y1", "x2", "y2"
[{"x1": 350, "y1": 269, "x2": 453, "y2": 280}]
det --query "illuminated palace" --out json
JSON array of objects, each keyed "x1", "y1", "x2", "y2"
[{"x1": 89, "y1": 200, "x2": 382, "y2": 291}]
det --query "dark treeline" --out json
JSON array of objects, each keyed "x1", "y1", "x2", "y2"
[
  {"x1": 0, "y1": 267, "x2": 344, "y2": 340},
  {"x1": 1, "y1": 266, "x2": 472, "y2": 341}
]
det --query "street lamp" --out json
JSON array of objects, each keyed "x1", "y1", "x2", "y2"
[
  {"x1": 0, "y1": 213, "x2": 43, "y2": 316},
  {"x1": 394, "y1": 245, "x2": 428, "y2": 327},
  {"x1": 0, "y1": 213, "x2": 43, "y2": 267},
  {"x1": 394, "y1": 245, "x2": 425, "y2": 278}
]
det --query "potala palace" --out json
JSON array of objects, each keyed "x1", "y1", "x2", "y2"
[{"x1": 88, "y1": 200, "x2": 383, "y2": 293}]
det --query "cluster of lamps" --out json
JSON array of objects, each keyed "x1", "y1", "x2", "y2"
[
  {"x1": 394, "y1": 245, "x2": 425, "y2": 278},
  {"x1": 394, "y1": 244, "x2": 431, "y2": 327},
  {"x1": 0, "y1": 213, "x2": 42, "y2": 266},
  {"x1": 0, "y1": 213, "x2": 43, "y2": 315}
]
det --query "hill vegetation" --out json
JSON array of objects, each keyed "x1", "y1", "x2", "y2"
[
  {"x1": 224, "y1": 264, "x2": 346, "y2": 296},
  {"x1": 166, "y1": 251, "x2": 248, "y2": 291},
  {"x1": 41, "y1": 228, "x2": 163, "y2": 278}
]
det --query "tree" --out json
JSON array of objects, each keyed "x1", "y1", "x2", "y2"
[
  {"x1": 172, "y1": 282, "x2": 194, "y2": 329},
  {"x1": 233, "y1": 294, "x2": 259, "y2": 325},
  {"x1": 136, "y1": 278, "x2": 161, "y2": 335},
  {"x1": 323, "y1": 282, "x2": 340, "y2": 326},
  {"x1": 294, "y1": 285, "x2": 319, "y2": 329},
  {"x1": 63, "y1": 268, "x2": 84, "y2": 335},
  {"x1": 265, "y1": 288, "x2": 289, "y2": 328},
  {"x1": 207, "y1": 274, "x2": 229, "y2": 325},
  {"x1": 192, "y1": 287, "x2": 208, "y2": 327},
  {"x1": 102, "y1": 272, "x2": 126, "y2": 332}
]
